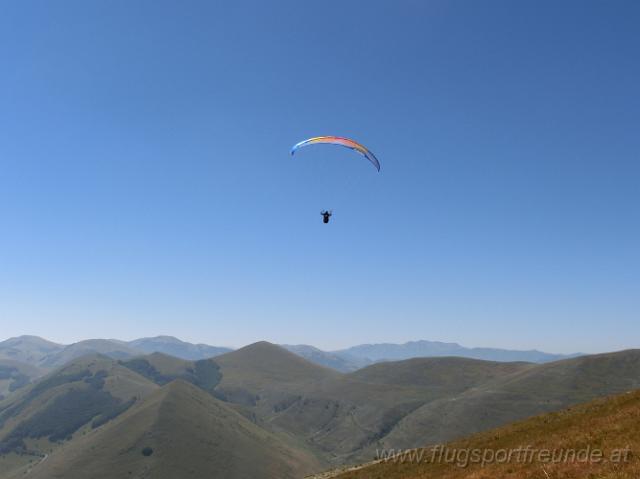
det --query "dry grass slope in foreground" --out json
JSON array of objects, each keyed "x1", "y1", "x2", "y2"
[{"x1": 332, "y1": 388, "x2": 640, "y2": 479}]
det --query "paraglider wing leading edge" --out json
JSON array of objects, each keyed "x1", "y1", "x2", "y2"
[{"x1": 290, "y1": 136, "x2": 381, "y2": 171}]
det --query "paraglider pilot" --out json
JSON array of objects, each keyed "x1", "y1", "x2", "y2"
[{"x1": 321, "y1": 211, "x2": 332, "y2": 224}]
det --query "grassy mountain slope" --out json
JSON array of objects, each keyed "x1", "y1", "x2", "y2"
[
  {"x1": 3, "y1": 343, "x2": 638, "y2": 478},
  {"x1": 0, "y1": 360, "x2": 46, "y2": 401},
  {"x1": 209, "y1": 343, "x2": 534, "y2": 463},
  {"x1": 20, "y1": 379, "x2": 325, "y2": 479},
  {"x1": 119, "y1": 352, "x2": 224, "y2": 400},
  {"x1": 209, "y1": 343, "x2": 416, "y2": 460},
  {"x1": 120, "y1": 352, "x2": 196, "y2": 383},
  {"x1": 377, "y1": 349, "x2": 640, "y2": 453},
  {"x1": 282, "y1": 358, "x2": 532, "y2": 462},
  {"x1": 215, "y1": 341, "x2": 341, "y2": 386},
  {"x1": 205, "y1": 344, "x2": 640, "y2": 465},
  {"x1": 0, "y1": 355, "x2": 158, "y2": 464},
  {"x1": 348, "y1": 357, "x2": 533, "y2": 391},
  {"x1": 330, "y1": 388, "x2": 640, "y2": 479},
  {"x1": 212, "y1": 342, "x2": 340, "y2": 406}
]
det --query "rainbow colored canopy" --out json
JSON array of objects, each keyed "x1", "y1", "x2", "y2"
[{"x1": 291, "y1": 136, "x2": 380, "y2": 171}]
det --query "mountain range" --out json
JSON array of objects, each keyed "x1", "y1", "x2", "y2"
[
  {"x1": 0, "y1": 335, "x2": 580, "y2": 377},
  {"x1": 0, "y1": 338, "x2": 637, "y2": 478}
]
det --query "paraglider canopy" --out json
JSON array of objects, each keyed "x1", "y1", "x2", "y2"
[{"x1": 291, "y1": 136, "x2": 381, "y2": 171}]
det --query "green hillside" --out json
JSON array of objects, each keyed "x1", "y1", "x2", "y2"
[
  {"x1": 0, "y1": 360, "x2": 46, "y2": 401},
  {"x1": 1, "y1": 345, "x2": 639, "y2": 478},
  {"x1": 183, "y1": 343, "x2": 640, "y2": 465},
  {"x1": 17, "y1": 380, "x2": 325, "y2": 479},
  {"x1": 348, "y1": 356, "x2": 533, "y2": 394},
  {"x1": 327, "y1": 388, "x2": 640, "y2": 479},
  {"x1": 0, "y1": 354, "x2": 158, "y2": 475},
  {"x1": 202, "y1": 343, "x2": 540, "y2": 463},
  {"x1": 376, "y1": 349, "x2": 640, "y2": 454}
]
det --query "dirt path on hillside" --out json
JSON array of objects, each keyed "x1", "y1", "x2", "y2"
[{"x1": 304, "y1": 459, "x2": 382, "y2": 479}]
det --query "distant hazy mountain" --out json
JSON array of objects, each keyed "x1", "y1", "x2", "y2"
[
  {"x1": 1, "y1": 336, "x2": 581, "y2": 374},
  {"x1": 0, "y1": 336, "x2": 63, "y2": 365},
  {"x1": 280, "y1": 344, "x2": 371, "y2": 372},
  {"x1": 0, "y1": 336, "x2": 233, "y2": 370},
  {"x1": 39, "y1": 339, "x2": 144, "y2": 368},
  {"x1": 334, "y1": 340, "x2": 581, "y2": 364},
  {"x1": 129, "y1": 336, "x2": 232, "y2": 360},
  {"x1": 0, "y1": 337, "x2": 141, "y2": 370}
]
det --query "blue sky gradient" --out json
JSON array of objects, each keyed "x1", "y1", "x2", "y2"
[{"x1": 1, "y1": 0, "x2": 638, "y2": 352}]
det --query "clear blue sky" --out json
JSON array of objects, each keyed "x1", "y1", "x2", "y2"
[{"x1": 1, "y1": 0, "x2": 638, "y2": 353}]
